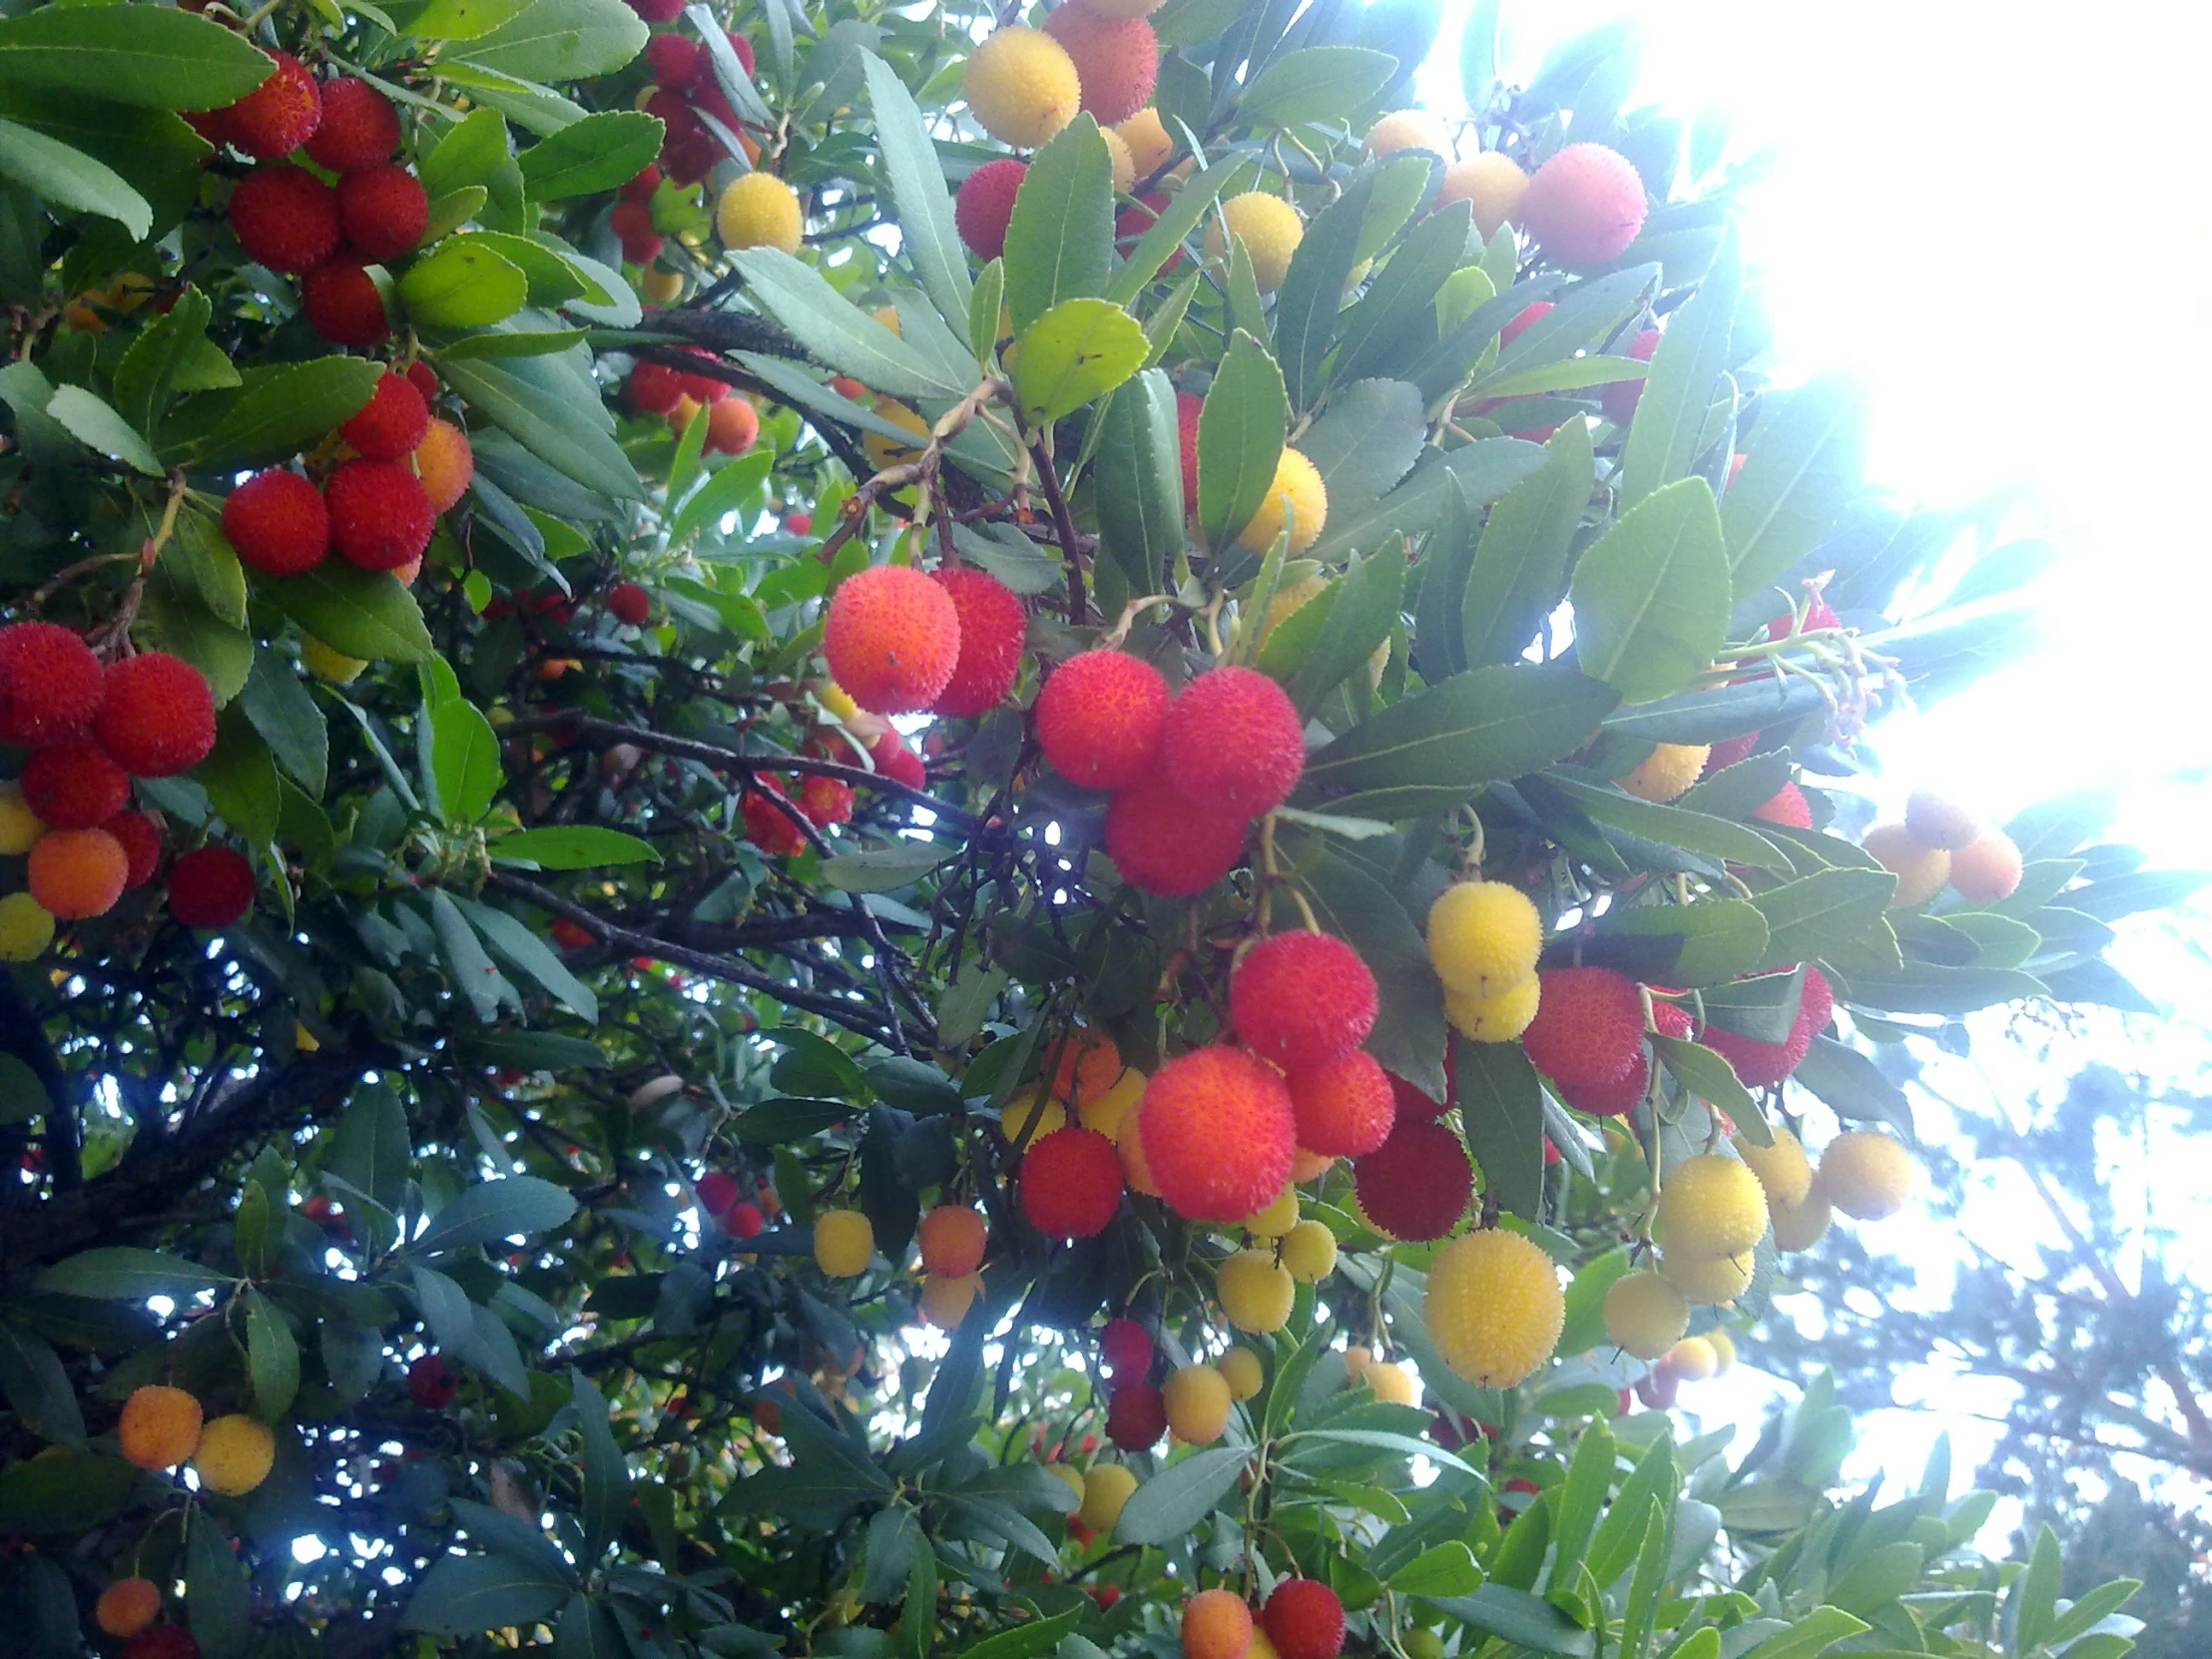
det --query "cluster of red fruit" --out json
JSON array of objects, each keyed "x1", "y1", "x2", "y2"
[
  {"x1": 740, "y1": 769, "x2": 854, "y2": 857},
  {"x1": 625, "y1": 14, "x2": 757, "y2": 190},
  {"x1": 0, "y1": 624, "x2": 254, "y2": 931},
  {"x1": 821, "y1": 563, "x2": 1027, "y2": 723},
  {"x1": 223, "y1": 368, "x2": 471, "y2": 580},
  {"x1": 1183, "y1": 1576, "x2": 1350, "y2": 1659},
  {"x1": 625, "y1": 353, "x2": 761, "y2": 454},
  {"x1": 210, "y1": 57, "x2": 427, "y2": 348}
]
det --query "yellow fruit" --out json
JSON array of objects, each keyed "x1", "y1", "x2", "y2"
[
  {"x1": 0, "y1": 891, "x2": 55, "y2": 962},
  {"x1": 1120, "y1": 1110, "x2": 1163, "y2": 1196},
  {"x1": 96, "y1": 1576, "x2": 163, "y2": 1637},
  {"x1": 194, "y1": 1412, "x2": 276, "y2": 1495},
  {"x1": 1343, "y1": 1344, "x2": 1372, "y2": 1377},
  {"x1": 819, "y1": 682, "x2": 863, "y2": 723},
  {"x1": 1770, "y1": 1185, "x2": 1833, "y2": 1252},
  {"x1": 641, "y1": 266, "x2": 684, "y2": 302},
  {"x1": 1233, "y1": 446, "x2": 1327, "y2": 554},
  {"x1": 1217, "y1": 1249, "x2": 1295, "y2": 1334},
  {"x1": 1615, "y1": 743, "x2": 1710, "y2": 804},
  {"x1": 293, "y1": 1021, "x2": 319, "y2": 1052},
  {"x1": 814, "y1": 1209, "x2": 874, "y2": 1277},
  {"x1": 1081, "y1": 1065, "x2": 1146, "y2": 1139},
  {"x1": 1666, "y1": 1336, "x2": 1717, "y2": 1382},
  {"x1": 1363, "y1": 1360, "x2": 1416, "y2": 1404},
  {"x1": 862, "y1": 398, "x2": 931, "y2": 472},
  {"x1": 1424, "y1": 1229, "x2": 1563, "y2": 1387},
  {"x1": 1437, "y1": 151, "x2": 1528, "y2": 240},
  {"x1": 0, "y1": 782, "x2": 43, "y2": 853},
  {"x1": 1005, "y1": 1088, "x2": 1067, "y2": 1144},
  {"x1": 870, "y1": 304, "x2": 902, "y2": 336},
  {"x1": 299, "y1": 634, "x2": 366, "y2": 684},
  {"x1": 1278, "y1": 1218, "x2": 1337, "y2": 1283},
  {"x1": 964, "y1": 26, "x2": 1081, "y2": 149},
  {"x1": 1206, "y1": 192, "x2": 1304, "y2": 291},
  {"x1": 1045, "y1": 1462, "x2": 1087, "y2": 1509},
  {"x1": 1658, "y1": 1247, "x2": 1753, "y2": 1306},
  {"x1": 1243, "y1": 1186, "x2": 1299, "y2": 1238},
  {"x1": 1602, "y1": 1269, "x2": 1689, "y2": 1360},
  {"x1": 1733, "y1": 1125, "x2": 1813, "y2": 1210},
  {"x1": 1364, "y1": 110, "x2": 1449, "y2": 158},
  {"x1": 1182, "y1": 1588, "x2": 1255, "y2": 1659},
  {"x1": 1819, "y1": 1130, "x2": 1915, "y2": 1220},
  {"x1": 1904, "y1": 788, "x2": 1983, "y2": 851},
  {"x1": 1425, "y1": 879, "x2": 1543, "y2": 997},
  {"x1": 1217, "y1": 1346, "x2": 1264, "y2": 1400},
  {"x1": 919, "y1": 1271, "x2": 980, "y2": 1330},
  {"x1": 1250, "y1": 1631, "x2": 1283, "y2": 1659},
  {"x1": 1289, "y1": 1147, "x2": 1335, "y2": 1182},
  {"x1": 1259, "y1": 573, "x2": 1325, "y2": 641},
  {"x1": 1863, "y1": 823, "x2": 1950, "y2": 908},
  {"x1": 1101, "y1": 126, "x2": 1136, "y2": 194},
  {"x1": 1115, "y1": 107, "x2": 1173, "y2": 179},
  {"x1": 1445, "y1": 975, "x2": 1541, "y2": 1042},
  {"x1": 1163, "y1": 1363, "x2": 1233, "y2": 1444},
  {"x1": 118, "y1": 1384, "x2": 202, "y2": 1469},
  {"x1": 716, "y1": 172, "x2": 805, "y2": 253},
  {"x1": 1706, "y1": 1327, "x2": 1737, "y2": 1374},
  {"x1": 1656, "y1": 1154, "x2": 1769, "y2": 1261},
  {"x1": 1079, "y1": 1461, "x2": 1137, "y2": 1530}
]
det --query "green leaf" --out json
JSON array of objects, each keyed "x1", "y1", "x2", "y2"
[
  {"x1": 188, "y1": 1506, "x2": 254, "y2": 1659},
  {"x1": 517, "y1": 110, "x2": 664, "y2": 198},
  {"x1": 1302, "y1": 662, "x2": 1617, "y2": 821},
  {"x1": 37, "y1": 1248, "x2": 229, "y2": 1301},
  {"x1": 402, "y1": 1551, "x2": 570, "y2": 1636},
  {"x1": 1001, "y1": 115, "x2": 1113, "y2": 332},
  {"x1": 1012, "y1": 296, "x2": 1146, "y2": 425},
  {"x1": 1455, "y1": 1039, "x2": 1545, "y2": 1221},
  {"x1": 1308, "y1": 437, "x2": 1549, "y2": 567},
  {"x1": 1652, "y1": 1035, "x2": 1770, "y2": 1145},
  {"x1": 453, "y1": 896, "x2": 598, "y2": 1022},
  {"x1": 44, "y1": 384, "x2": 160, "y2": 473},
  {"x1": 266, "y1": 562, "x2": 434, "y2": 665},
  {"x1": 955, "y1": 1605, "x2": 1084, "y2": 1659},
  {"x1": 445, "y1": 0, "x2": 649, "y2": 81},
  {"x1": 1112, "y1": 1444, "x2": 1252, "y2": 1544},
  {"x1": 1424, "y1": 1585, "x2": 1594, "y2": 1656},
  {"x1": 1620, "y1": 227, "x2": 1739, "y2": 507},
  {"x1": 1737, "y1": 1607, "x2": 1871, "y2": 1659},
  {"x1": 1721, "y1": 370, "x2": 1869, "y2": 602},
  {"x1": 570, "y1": 1369, "x2": 630, "y2": 1558},
  {"x1": 429, "y1": 888, "x2": 510, "y2": 1019},
  {"x1": 410, "y1": 0, "x2": 536, "y2": 40},
  {"x1": 1462, "y1": 416, "x2": 1593, "y2": 668},
  {"x1": 729, "y1": 248, "x2": 968, "y2": 401},
  {"x1": 1568, "y1": 476, "x2": 1731, "y2": 704},
  {"x1": 818, "y1": 842, "x2": 956, "y2": 893},
  {"x1": 412, "y1": 1176, "x2": 578, "y2": 1257},
  {"x1": 0, "y1": 118, "x2": 148, "y2": 236},
  {"x1": 1238, "y1": 46, "x2": 1397, "y2": 127},
  {"x1": 0, "y1": 1053, "x2": 47, "y2": 1127},
  {"x1": 861, "y1": 53, "x2": 970, "y2": 333},
  {"x1": 327, "y1": 1082, "x2": 410, "y2": 1216},
  {"x1": 244, "y1": 1288, "x2": 299, "y2": 1419},
  {"x1": 437, "y1": 353, "x2": 644, "y2": 502},
  {"x1": 138, "y1": 574, "x2": 252, "y2": 706},
  {"x1": 182, "y1": 356, "x2": 383, "y2": 470},
  {"x1": 1332, "y1": 200, "x2": 1473, "y2": 391},
  {"x1": 2062, "y1": 867, "x2": 2212, "y2": 922},
  {"x1": 1540, "y1": 770, "x2": 1789, "y2": 872},
  {"x1": 1601, "y1": 898, "x2": 1769, "y2": 987},
  {"x1": 1843, "y1": 964, "x2": 2046, "y2": 1016},
  {"x1": 1750, "y1": 868, "x2": 1896, "y2": 969},
  {"x1": 0, "y1": 1323, "x2": 84, "y2": 1444},
  {"x1": 399, "y1": 240, "x2": 530, "y2": 328},
  {"x1": 0, "y1": 8, "x2": 275, "y2": 109},
  {"x1": 1092, "y1": 368, "x2": 1182, "y2": 594},
  {"x1": 671, "y1": 446, "x2": 775, "y2": 543},
  {"x1": 1198, "y1": 328, "x2": 1288, "y2": 553},
  {"x1": 1790, "y1": 1036, "x2": 1913, "y2": 1135},
  {"x1": 1281, "y1": 845, "x2": 1447, "y2": 1100},
  {"x1": 1555, "y1": 1247, "x2": 1631, "y2": 1361},
  {"x1": 1275, "y1": 170, "x2": 1378, "y2": 410},
  {"x1": 238, "y1": 647, "x2": 327, "y2": 799},
  {"x1": 430, "y1": 699, "x2": 502, "y2": 826},
  {"x1": 456, "y1": 1030, "x2": 611, "y2": 1072},
  {"x1": 1298, "y1": 377, "x2": 1426, "y2": 513},
  {"x1": 1392, "y1": 1540, "x2": 1485, "y2": 1598},
  {"x1": 1105, "y1": 153, "x2": 1251, "y2": 306},
  {"x1": 492, "y1": 826, "x2": 661, "y2": 868},
  {"x1": 1278, "y1": 550, "x2": 1404, "y2": 717}
]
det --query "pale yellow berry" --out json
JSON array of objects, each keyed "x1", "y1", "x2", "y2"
[
  {"x1": 193, "y1": 1413, "x2": 276, "y2": 1495},
  {"x1": 1205, "y1": 193, "x2": 1304, "y2": 291},
  {"x1": 1081, "y1": 1066, "x2": 1146, "y2": 1140},
  {"x1": 1706, "y1": 1327, "x2": 1737, "y2": 1374},
  {"x1": 1615, "y1": 743, "x2": 1710, "y2": 804},
  {"x1": 1277, "y1": 1219, "x2": 1337, "y2": 1284},
  {"x1": 1101, "y1": 125, "x2": 1135, "y2": 194},
  {"x1": 1658, "y1": 1247, "x2": 1753, "y2": 1307},
  {"x1": 814, "y1": 1209, "x2": 874, "y2": 1277},
  {"x1": 964, "y1": 27, "x2": 1081, "y2": 149},
  {"x1": 1217, "y1": 1347, "x2": 1264, "y2": 1400},
  {"x1": 1770, "y1": 1185, "x2": 1833, "y2": 1252},
  {"x1": 0, "y1": 783, "x2": 44, "y2": 854},
  {"x1": 1217, "y1": 1249, "x2": 1295, "y2": 1334},
  {"x1": 1656, "y1": 1154, "x2": 1769, "y2": 1261},
  {"x1": 1426, "y1": 880, "x2": 1543, "y2": 998},
  {"x1": 1233, "y1": 447, "x2": 1327, "y2": 555},
  {"x1": 1422, "y1": 1229, "x2": 1563, "y2": 1387},
  {"x1": 1163, "y1": 1363, "x2": 1232, "y2": 1444},
  {"x1": 1438, "y1": 151, "x2": 1528, "y2": 240},
  {"x1": 1004, "y1": 1088, "x2": 1067, "y2": 1143},
  {"x1": 1666, "y1": 1335, "x2": 1718, "y2": 1381},
  {"x1": 1819, "y1": 1130, "x2": 1916, "y2": 1220},
  {"x1": 717, "y1": 172, "x2": 805, "y2": 254},
  {"x1": 1445, "y1": 976, "x2": 1541, "y2": 1042},
  {"x1": 299, "y1": 634, "x2": 366, "y2": 684},
  {"x1": 1733, "y1": 1125, "x2": 1813, "y2": 1211},
  {"x1": 1364, "y1": 110, "x2": 1449, "y2": 158},
  {"x1": 1045, "y1": 1462, "x2": 1086, "y2": 1509},
  {"x1": 919, "y1": 1271, "x2": 980, "y2": 1330},
  {"x1": 0, "y1": 891, "x2": 56, "y2": 962},
  {"x1": 1242, "y1": 1187, "x2": 1299, "y2": 1239},
  {"x1": 1079, "y1": 1461, "x2": 1136, "y2": 1530},
  {"x1": 1362, "y1": 1360, "x2": 1416, "y2": 1404},
  {"x1": 1114, "y1": 107, "x2": 1173, "y2": 178},
  {"x1": 1863, "y1": 823, "x2": 1950, "y2": 908},
  {"x1": 1602, "y1": 1269, "x2": 1689, "y2": 1360}
]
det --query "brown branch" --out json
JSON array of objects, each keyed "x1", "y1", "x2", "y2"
[{"x1": 1029, "y1": 438, "x2": 1087, "y2": 624}]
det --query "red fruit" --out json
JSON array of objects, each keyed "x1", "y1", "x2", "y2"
[
  {"x1": 407, "y1": 1353, "x2": 458, "y2": 1408},
  {"x1": 1353, "y1": 1119, "x2": 1472, "y2": 1241},
  {"x1": 608, "y1": 581, "x2": 652, "y2": 626},
  {"x1": 870, "y1": 733, "x2": 927, "y2": 792},
  {"x1": 917, "y1": 1205, "x2": 988, "y2": 1277},
  {"x1": 1100, "y1": 1316, "x2": 1152, "y2": 1380},
  {"x1": 626, "y1": 0, "x2": 684, "y2": 18},
  {"x1": 799, "y1": 774, "x2": 852, "y2": 828},
  {"x1": 304, "y1": 77, "x2": 400, "y2": 173},
  {"x1": 1289, "y1": 1048, "x2": 1396, "y2": 1158},
  {"x1": 300, "y1": 256, "x2": 390, "y2": 346},
  {"x1": 706, "y1": 396, "x2": 760, "y2": 455},
  {"x1": 1137, "y1": 1046, "x2": 1296, "y2": 1223},
  {"x1": 621, "y1": 164, "x2": 663, "y2": 204},
  {"x1": 1545, "y1": 1136, "x2": 1563, "y2": 1166},
  {"x1": 1262, "y1": 1578, "x2": 1346, "y2": 1659},
  {"x1": 1499, "y1": 300, "x2": 1553, "y2": 347},
  {"x1": 21, "y1": 742, "x2": 129, "y2": 830},
  {"x1": 103, "y1": 810, "x2": 163, "y2": 888},
  {"x1": 1599, "y1": 327, "x2": 1661, "y2": 425},
  {"x1": 1765, "y1": 597, "x2": 1840, "y2": 642},
  {"x1": 94, "y1": 654, "x2": 216, "y2": 778},
  {"x1": 1104, "y1": 771, "x2": 1249, "y2": 896},
  {"x1": 338, "y1": 165, "x2": 429, "y2": 262},
  {"x1": 1521, "y1": 142, "x2": 1648, "y2": 267},
  {"x1": 785, "y1": 511, "x2": 814, "y2": 535},
  {"x1": 1115, "y1": 192, "x2": 1184, "y2": 277},
  {"x1": 612, "y1": 199, "x2": 664, "y2": 264},
  {"x1": 728, "y1": 1200, "x2": 765, "y2": 1238},
  {"x1": 646, "y1": 31, "x2": 703, "y2": 87},
  {"x1": 1752, "y1": 782, "x2": 1813, "y2": 829},
  {"x1": 1175, "y1": 388, "x2": 1201, "y2": 513},
  {"x1": 1105, "y1": 1381, "x2": 1167, "y2": 1450},
  {"x1": 954, "y1": 158, "x2": 1027, "y2": 260},
  {"x1": 724, "y1": 29, "x2": 756, "y2": 73},
  {"x1": 124, "y1": 1630, "x2": 201, "y2": 1659},
  {"x1": 167, "y1": 845, "x2": 255, "y2": 928},
  {"x1": 550, "y1": 917, "x2": 593, "y2": 950},
  {"x1": 224, "y1": 52, "x2": 320, "y2": 159},
  {"x1": 223, "y1": 469, "x2": 329, "y2": 577},
  {"x1": 630, "y1": 360, "x2": 684, "y2": 415},
  {"x1": 1701, "y1": 733, "x2": 1760, "y2": 775},
  {"x1": 673, "y1": 347, "x2": 732, "y2": 404},
  {"x1": 0, "y1": 621, "x2": 106, "y2": 748},
  {"x1": 1020, "y1": 1126, "x2": 1124, "y2": 1238},
  {"x1": 1519, "y1": 967, "x2": 1644, "y2": 1090},
  {"x1": 931, "y1": 567, "x2": 1025, "y2": 718},
  {"x1": 824, "y1": 564, "x2": 962, "y2": 714},
  {"x1": 1040, "y1": 3, "x2": 1158, "y2": 125},
  {"x1": 741, "y1": 783, "x2": 809, "y2": 855},
  {"x1": 1035, "y1": 650, "x2": 1169, "y2": 789},
  {"x1": 1700, "y1": 967, "x2": 1832, "y2": 1088},
  {"x1": 662, "y1": 131, "x2": 718, "y2": 187},
  {"x1": 228, "y1": 164, "x2": 340, "y2": 274},
  {"x1": 1161, "y1": 666, "x2": 1305, "y2": 817},
  {"x1": 1230, "y1": 929, "x2": 1378, "y2": 1070},
  {"x1": 1553, "y1": 1001, "x2": 1687, "y2": 1117},
  {"x1": 325, "y1": 459, "x2": 434, "y2": 571},
  {"x1": 697, "y1": 1170, "x2": 741, "y2": 1215},
  {"x1": 1390, "y1": 1068, "x2": 1450, "y2": 1123},
  {"x1": 1093, "y1": 1584, "x2": 1122, "y2": 1609},
  {"x1": 340, "y1": 371, "x2": 432, "y2": 461}
]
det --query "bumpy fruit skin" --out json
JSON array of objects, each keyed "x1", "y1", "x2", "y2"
[
  {"x1": 1734, "y1": 1125, "x2": 1813, "y2": 1210},
  {"x1": 1362, "y1": 1359, "x2": 1416, "y2": 1404},
  {"x1": 1242, "y1": 1185, "x2": 1298, "y2": 1236},
  {"x1": 871, "y1": 733, "x2": 926, "y2": 791},
  {"x1": 814, "y1": 1209, "x2": 874, "y2": 1276},
  {"x1": 0, "y1": 621, "x2": 105, "y2": 747},
  {"x1": 168, "y1": 845, "x2": 257, "y2": 928},
  {"x1": 105, "y1": 811, "x2": 160, "y2": 888},
  {"x1": 1105, "y1": 1382, "x2": 1167, "y2": 1449},
  {"x1": 225, "y1": 52, "x2": 320, "y2": 159},
  {"x1": 917, "y1": 1204, "x2": 988, "y2": 1278},
  {"x1": 407, "y1": 1353, "x2": 458, "y2": 1407},
  {"x1": 1657, "y1": 1153, "x2": 1769, "y2": 1261},
  {"x1": 1667, "y1": 1336, "x2": 1718, "y2": 1381},
  {"x1": 340, "y1": 371, "x2": 432, "y2": 464},
  {"x1": 1438, "y1": 150, "x2": 1528, "y2": 240},
  {"x1": 1020, "y1": 1126, "x2": 1124, "y2": 1237},
  {"x1": 414, "y1": 418, "x2": 475, "y2": 512},
  {"x1": 1602, "y1": 1268, "x2": 1690, "y2": 1360},
  {"x1": 1116, "y1": 105, "x2": 1174, "y2": 175},
  {"x1": 304, "y1": 77, "x2": 400, "y2": 173},
  {"x1": 964, "y1": 26, "x2": 1081, "y2": 148},
  {"x1": 1820, "y1": 1130, "x2": 1915, "y2": 1219},
  {"x1": 28, "y1": 828, "x2": 128, "y2": 918},
  {"x1": 1100, "y1": 124, "x2": 1135, "y2": 192},
  {"x1": 1769, "y1": 1186, "x2": 1833, "y2": 1252},
  {"x1": 742, "y1": 785, "x2": 808, "y2": 855},
  {"x1": 608, "y1": 581, "x2": 652, "y2": 626},
  {"x1": 1365, "y1": 109, "x2": 1449, "y2": 157},
  {"x1": 706, "y1": 393, "x2": 759, "y2": 455},
  {"x1": 1550, "y1": 1000, "x2": 1684, "y2": 1115},
  {"x1": 326, "y1": 459, "x2": 435, "y2": 571},
  {"x1": 630, "y1": 360, "x2": 684, "y2": 414},
  {"x1": 1183, "y1": 1588, "x2": 1255, "y2": 1659},
  {"x1": 1753, "y1": 782, "x2": 1813, "y2": 829},
  {"x1": 22, "y1": 742, "x2": 129, "y2": 830},
  {"x1": 119, "y1": 1384, "x2": 204, "y2": 1469},
  {"x1": 1700, "y1": 966, "x2": 1831, "y2": 1087},
  {"x1": 1217, "y1": 1249, "x2": 1295, "y2": 1333},
  {"x1": 1615, "y1": 742, "x2": 1710, "y2": 804},
  {"x1": 1005, "y1": 1089, "x2": 1066, "y2": 1144},
  {"x1": 825, "y1": 565, "x2": 962, "y2": 715},
  {"x1": 799, "y1": 773, "x2": 851, "y2": 829},
  {"x1": 1034, "y1": 649, "x2": 1169, "y2": 787},
  {"x1": 1864, "y1": 822, "x2": 1950, "y2": 907},
  {"x1": 954, "y1": 157, "x2": 1026, "y2": 260},
  {"x1": 1444, "y1": 974, "x2": 1542, "y2": 1044},
  {"x1": 1081, "y1": 1063, "x2": 1145, "y2": 1139},
  {"x1": 228, "y1": 165, "x2": 340, "y2": 274},
  {"x1": 1520, "y1": 967, "x2": 1643, "y2": 1089},
  {"x1": 1104, "y1": 771, "x2": 1250, "y2": 894},
  {"x1": 717, "y1": 171, "x2": 805, "y2": 252},
  {"x1": 1207, "y1": 193, "x2": 1303, "y2": 291},
  {"x1": 194, "y1": 1413, "x2": 275, "y2": 1495},
  {"x1": 95, "y1": 653, "x2": 215, "y2": 778},
  {"x1": 1080, "y1": 1460, "x2": 1138, "y2": 1528},
  {"x1": 1288, "y1": 1048, "x2": 1394, "y2": 1158},
  {"x1": 1162, "y1": 666, "x2": 1304, "y2": 816},
  {"x1": 1217, "y1": 1347, "x2": 1263, "y2": 1400},
  {"x1": 1948, "y1": 829, "x2": 2022, "y2": 902},
  {"x1": 0, "y1": 784, "x2": 40, "y2": 854},
  {"x1": 225, "y1": 469, "x2": 329, "y2": 575},
  {"x1": 301, "y1": 257, "x2": 389, "y2": 347},
  {"x1": 1904, "y1": 788, "x2": 1982, "y2": 850},
  {"x1": 1138, "y1": 1046, "x2": 1295, "y2": 1222},
  {"x1": 1163, "y1": 1363, "x2": 1232, "y2": 1443},
  {"x1": 1231, "y1": 929, "x2": 1377, "y2": 1070},
  {"x1": 1520, "y1": 142, "x2": 1648, "y2": 266},
  {"x1": 1278, "y1": 1217, "x2": 1338, "y2": 1283},
  {"x1": 1051, "y1": 1026, "x2": 1123, "y2": 1106},
  {"x1": 645, "y1": 31, "x2": 703, "y2": 87},
  {"x1": 931, "y1": 567, "x2": 1025, "y2": 717},
  {"x1": 1353, "y1": 1119, "x2": 1472, "y2": 1241},
  {"x1": 97, "y1": 1576, "x2": 164, "y2": 1638},
  {"x1": 1262, "y1": 1578, "x2": 1345, "y2": 1659},
  {"x1": 1041, "y1": 2, "x2": 1157, "y2": 124},
  {"x1": 1425, "y1": 879, "x2": 1543, "y2": 997},
  {"x1": 338, "y1": 165, "x2": 429, "y2": 261},
  {"x1": 1234, "y1": 446, "x2": 1328, "y2": 555},
  {"x1": 919, "y1": 1271, "x2": 981, "y2": 1330},
  {"x1": 300, "y1": 636, "x2": 366, "y2": 684},
  {"x1": 1659, "y1": 1248, "x2": 1752, "y2": 1305},
  {"x1": 1424, "y1": 1228, "x2": 1564, "y2": 1386},
  {"x1": 0, "y1": 892, "x2": 55, "y2": 961},
  {"x1": 1100, "y1": 1315, "x2": 1152, "y2": 1379},
  {"x1": 697, "y1": 1170, "x2": 740, "y2": 1216}
]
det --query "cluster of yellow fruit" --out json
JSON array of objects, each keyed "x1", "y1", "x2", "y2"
[
  {"x1": 1362, "y1": 108, "x2": 1532, "y2": 242},
  {"x1": 1866, "y1": 789, "x2": 2023, "y2": 906},
  {"x1": 117, "y1": 1382, "x2": 276, "y2": 1495},
  {"x1": 1423, "y1": 877, "x2": 1547, "y2": 1042}
]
